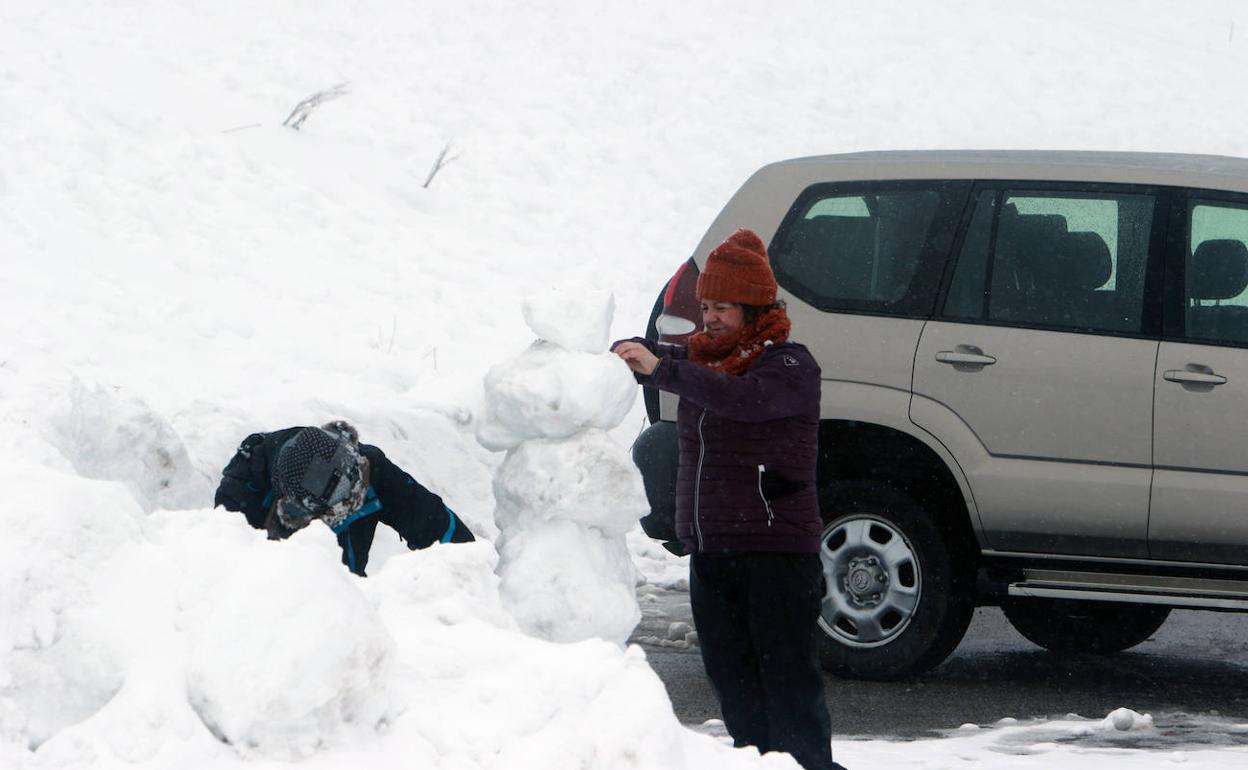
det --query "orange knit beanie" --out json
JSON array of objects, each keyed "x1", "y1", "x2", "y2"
[{"x1": 695, "y1": 228, "x2": 778, "y2": 306}]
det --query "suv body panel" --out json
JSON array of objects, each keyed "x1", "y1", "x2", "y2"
[
  {"x1": 761, "y1": 151, "x2": 1248, "y2": 193},
  {"x1": 912, "y1": 322, "x2": 1156, "y2": 558},
  {"x1": 1147, "y1": 186, "x2": 1248, "y2": 566},
  {"x1": 1151, "y1": 339, "x2": 1248, "y2": 564},
  {"x1": 796, "y1": 312, "x2": 922, "y2": 393}
]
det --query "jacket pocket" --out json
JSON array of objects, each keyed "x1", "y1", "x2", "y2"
[{"x1": 759, "y1": 468, "x2": 808, "y2": 502}]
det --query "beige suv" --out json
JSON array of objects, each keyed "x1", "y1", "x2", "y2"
[{"x1": 633, "y1": 150, "x2": 1248, "y2": 680}]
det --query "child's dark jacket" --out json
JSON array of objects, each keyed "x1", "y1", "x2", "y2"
[{"x1": 214, "y1": 427, "x2": 473, "y2": 575}]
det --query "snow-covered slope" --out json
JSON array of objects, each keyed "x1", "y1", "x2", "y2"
[{"x1": 3, "y1": 1, "x2": 1248, "y2": 767}]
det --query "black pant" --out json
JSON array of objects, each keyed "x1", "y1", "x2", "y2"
[{"x1": 690, "y1": 552, "x2": 840, "y2": 770}]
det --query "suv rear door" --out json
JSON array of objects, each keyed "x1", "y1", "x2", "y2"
[
  {"x1": 911, "y1": 185, "x2": 1167, "y2": 557},
  {"x1": 1150, "y1": 191, "x2": 1248, "y2": 564}
]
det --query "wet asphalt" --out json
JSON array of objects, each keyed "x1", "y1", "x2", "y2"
[{"x1": 630, "y1": 587, "x2": 1248, "y2": 741}]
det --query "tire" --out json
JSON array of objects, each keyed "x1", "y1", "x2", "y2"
[
  {"x1": 1001, "y1": 598, "x2": 1170, "y2": 654},
  {"x1": 817, "y1": 483, "x2": 975, "y2": 681}
]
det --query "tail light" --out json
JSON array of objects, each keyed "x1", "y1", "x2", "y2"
[{"x1": 656, "y1": 258, "x2": 700, "y2": 344}]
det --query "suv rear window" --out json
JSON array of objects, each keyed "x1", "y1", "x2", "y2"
[
  {"x1": 770, "y1": 181, "x2": 970, "y2": 317},
  {"x1": 945, "y1": 189, "x2": 1157, "y2": 335},
  {"x1": 1185, "y1": 199, "x2": 1248, "y2": 346}
]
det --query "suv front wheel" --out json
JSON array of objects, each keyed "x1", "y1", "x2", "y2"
[{"x1": 817, "y1": 483, "x2": 974, "y2": 680}]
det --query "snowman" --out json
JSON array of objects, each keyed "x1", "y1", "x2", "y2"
[{"x1": 476, "y1": 288, "x2": 650, "y2": 645}]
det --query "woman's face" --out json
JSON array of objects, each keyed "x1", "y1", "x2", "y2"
[{"x1": 700, "y1": 299, "x2": 745, "y2": 338}]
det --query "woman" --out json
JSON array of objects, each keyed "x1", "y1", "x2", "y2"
[{"x1": 613, "y1": 229, "x2": 843, "y2": 770}]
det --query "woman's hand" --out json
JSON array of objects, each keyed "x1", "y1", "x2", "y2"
[{"x1": 613, "y1": 341, "x2": 660, "y2": 376}]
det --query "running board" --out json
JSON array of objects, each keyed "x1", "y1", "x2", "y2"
[{"x1": 1007, "y1": 569, "x2": 1248, "y2": 611}]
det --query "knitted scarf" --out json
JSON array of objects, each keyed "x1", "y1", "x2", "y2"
[{"x1": 687, "y1": 306, "x2": 792, "y2": 376}]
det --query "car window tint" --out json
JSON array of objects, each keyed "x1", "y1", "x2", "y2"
[
  {"x1": 944, "y1": 191, "x2": 997, "y2": 320},
  {"x1": 1186, "y1": 201, "x2": 1248, "y2": 345},
  {"x1": 981, "y1": 192, "x2": 1154, "y2": 334},
  {"x1": 771, "y1": 182, "x2": 969, "y2": 317}
]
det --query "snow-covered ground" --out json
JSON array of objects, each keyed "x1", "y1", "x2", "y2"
[{"x1": 3, "y1": 0, "x2": 1248, "y2": 767}]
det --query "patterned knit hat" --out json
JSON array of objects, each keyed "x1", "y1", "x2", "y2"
[
  {"x1": 272, "y1": 422, "x2": 367, "y2": 528},
  {"x1": 695, "y1": 228, "x2": 778, "y2": 306}
]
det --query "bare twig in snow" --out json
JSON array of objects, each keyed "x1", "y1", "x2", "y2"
[
  {"x1": 283, "y1": 82, "x2": 350, "y2": 130},
  {"x1": 372, "y1": 316, "x2": 399, "y2": 353},
  {"x1": 221, "y1": 123, "x2": 262, "y2": 134},
  {"x1": 423, "y1": 141, "x2": 461, "y2": 188}
]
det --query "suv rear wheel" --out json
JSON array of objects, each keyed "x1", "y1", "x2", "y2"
[
  {"x1": 1002, "y1": 598, "x2": 1170, "y2": 654},
  {"x1": 818, "y1": 483, "x2": 974, "y2": 680}
]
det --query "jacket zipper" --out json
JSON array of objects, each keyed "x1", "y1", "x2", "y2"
[
  {"x1": 757, "y1": 464, "x2": 775, "y2": 527},
  {"x1": 694, "y1": 409, "x2": 707, "y2": 551}
]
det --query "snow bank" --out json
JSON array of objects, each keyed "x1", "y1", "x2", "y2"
[
  {"x1": 1, "y1": 480, "x2": 790, "y2": 769},
  {"x1": 47, "y1": 379, "x2": 208, "y2": 512}
]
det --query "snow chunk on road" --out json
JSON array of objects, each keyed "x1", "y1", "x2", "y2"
[{"x1": 1104, "y1": 707, "x2": 1154, "y2": 732}]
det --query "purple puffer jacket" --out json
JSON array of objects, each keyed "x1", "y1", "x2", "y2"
[{"x1": 623, "y1": 337, "x2": 823, "y2": 554}]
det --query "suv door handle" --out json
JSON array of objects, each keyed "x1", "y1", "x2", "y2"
[
  {"x1": 935, "y1": 346, "x2": 997, "y2": 367},
  {"x1": 1163, "y1": 366, "x2": 1227, "y2": 386}
]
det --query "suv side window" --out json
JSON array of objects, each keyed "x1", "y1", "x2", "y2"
[
  {"x1": 770, "y1": 181, "x2": 970, "y2": 317},
  {"x1": 1184, "y1": 199, "x2": 1248, "y2": 346},
  {"x1": 945, "y1": 189, "x2": 1157, "y2": 334}
]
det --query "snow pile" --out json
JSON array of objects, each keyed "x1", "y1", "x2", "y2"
[
  {"x1": 184, "y1": 529, "x2": 395, "y2": 758},
  {"x1": 0, "y1": 463, "x2": 142, "y2": 748},
  {"x1": 0, "y1": 464, "x2": 796, "y2": 770},
  {"x1": 479, "y1": 290, "x2": 650, "y2": 644},
  {"x1": 46, "y1": 379, "x2": 208, "y2": 512},
  {"x1": 1, "y1": 495, "x2": 393, "y2": 765}
]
